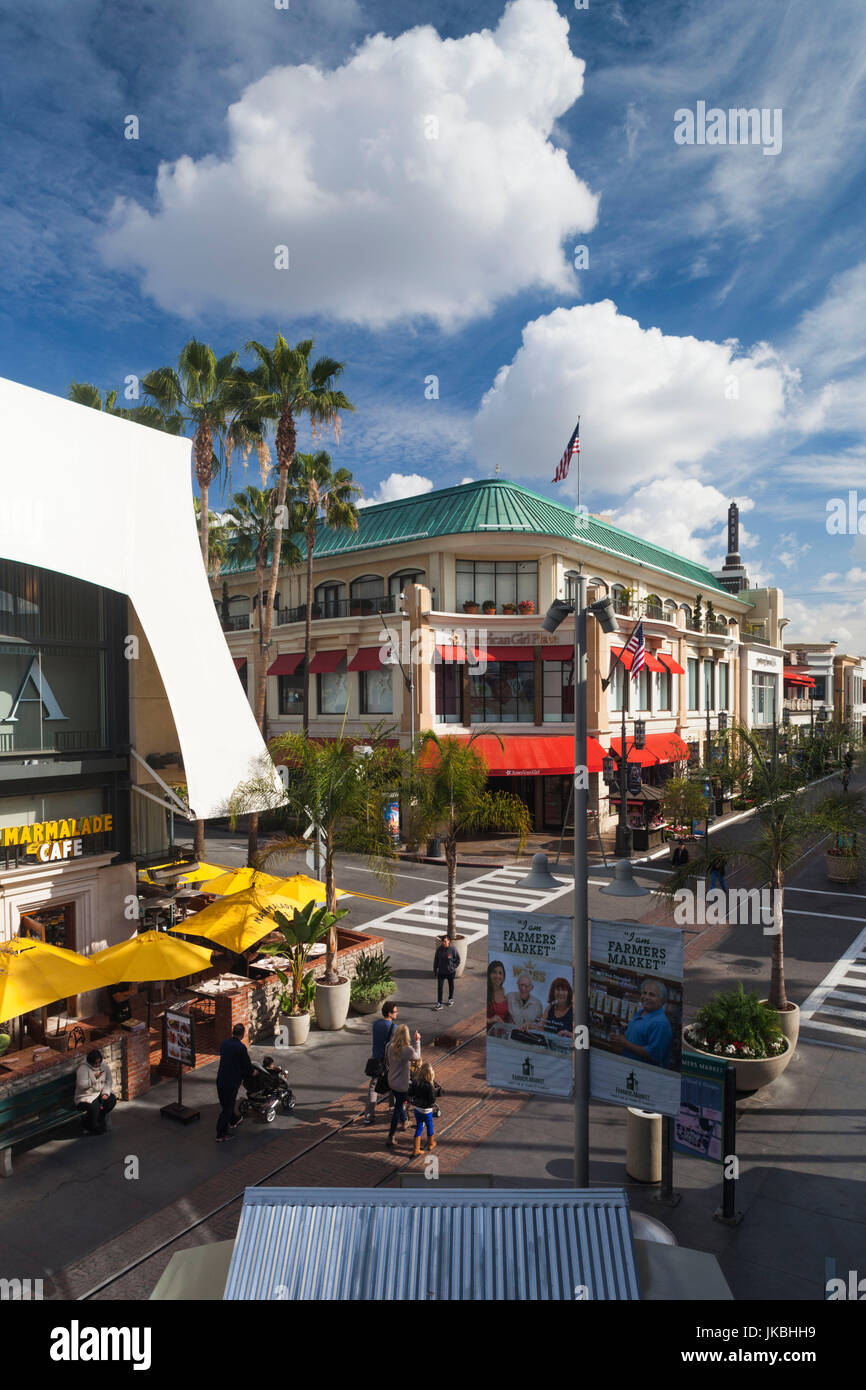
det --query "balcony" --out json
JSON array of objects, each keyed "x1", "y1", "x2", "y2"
[
  {"x1": 277, "y1": 593, "x2": 400, "y2": 625},
  {"x1": 220, "y1": 613, "x2": 251, "y2": 631}
]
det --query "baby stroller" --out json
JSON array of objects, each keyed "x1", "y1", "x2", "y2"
[{"x1": 237, "y1": 1058, "x2": 296, "y2": 1125}]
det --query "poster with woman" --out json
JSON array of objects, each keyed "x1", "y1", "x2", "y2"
[
  {"x1": 487, "y1": 909, "x2": 573, "y2": 1097},
  {"x1": 589, "y1": 919, "x2": 684, "y2": 1117}
]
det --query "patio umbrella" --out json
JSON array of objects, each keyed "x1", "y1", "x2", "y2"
[
  {"x1": 176, "y1": 861, "x2": 231, "y2": 885},
  {"x1": 86, "y1": 931, "x2": 214, "y2": 985},
  {"x1": 198, "y1": 867, "x2": 289, "y2": 898},
  {"x1": 170, "y1": 886, "x2": 307, "y2": 955},
  {"x1": 271, "y1": 873, "x2": 348, "y2": 907},
  {"x1": 0, "y1": 937, "x2": 103, "y2": 1018}
]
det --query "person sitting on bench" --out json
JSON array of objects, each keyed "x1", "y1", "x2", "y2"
[{"x1": 74, "y1": 1049, "x2": 117, "y2": 1135}]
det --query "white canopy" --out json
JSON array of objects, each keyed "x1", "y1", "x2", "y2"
[{"x1": 0, "y1": 375, "x2": 283, "y2": 818}]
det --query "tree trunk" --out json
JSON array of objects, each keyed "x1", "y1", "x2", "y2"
[
  {"x1": 248, "y1": 559, "x2": 268, "y2": 866},
  {"x1": 446, "y1": 835, "x2": 457, "y2": 938},
  {"x1": 195, "y1": 438, "x2": 213, "y2": 871},
  {"x1": 324, "y1": 833, "x2": 339, "y2": 982},
  {"x1": 193, "y1": 818, "x2": 205, "y2": 862},
  {"x1": 303, "y1": 521, "x2": 315, "y2": 732},
  {"x1": 768, "y1": 873, "x2": 787, "y2": 1010}
]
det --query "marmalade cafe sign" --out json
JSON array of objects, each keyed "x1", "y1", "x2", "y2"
[{"x1": 2, "y1": 814, "x2": 113, "y2": 862}]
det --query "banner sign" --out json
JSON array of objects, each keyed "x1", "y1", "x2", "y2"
[
  {"x1": 589, "y1": 919, "x2": 684, "y2": 1117},
  {"x1": 487, "y1": 910, "x2": 573, "y2": 1097},
  {"x1": 674, "y1": 1049, "x2": 728, "y2": 1163},
  {"x1": 164, "y1": 1009, "x2": 195, "y2": 1069}
]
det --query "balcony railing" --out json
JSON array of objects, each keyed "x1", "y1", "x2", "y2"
[
  {"x1": 220, "y1": 613, "x2": 251, "y2": 631},
  {"x1": 613, "y1": 600, "x2": 633, "y2": 616},
  {"x1": 277, "y1": 593, "x2": 399, "y2": 625}
]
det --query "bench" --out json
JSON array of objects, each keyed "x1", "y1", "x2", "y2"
[{"x1": 0, "y1": 1071, "x2": 84, "y2": 1177}]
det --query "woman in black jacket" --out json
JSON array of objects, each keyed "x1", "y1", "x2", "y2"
[
  {"x1": 410, "y1": 1062, "x2": 439, "y2": 1156},
  {"x1": 433, "y1": 934, "x2": 460, "y2": 1010}
]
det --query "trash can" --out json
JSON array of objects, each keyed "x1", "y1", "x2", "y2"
[
  {"x1": 626, "y1": 1107, "x2": 662, "y2": 1183},
  {"x1": 427, "y1": 837, "x2": 442, "y2": 858}
]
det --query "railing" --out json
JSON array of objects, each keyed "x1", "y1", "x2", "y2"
[
  {"x1": 613, "y1": 599, "x2": 633, "y2": 616},
  {"x1": 221, "y1": 613, "x2": 251, "y2": 631},
  {"x1": 643, "y1": 604, "x2": 664, "y2": 621},
  {"x1": 277, "y1": 594, "x2": 399, "y2": 624},
  {"x1": 742, "y1": 621, "x2": 767, "y2": 641}
]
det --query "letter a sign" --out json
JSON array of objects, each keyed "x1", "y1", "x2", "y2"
[{"x1": 3, "y1": 658, "x2": 68, "y2": 722}]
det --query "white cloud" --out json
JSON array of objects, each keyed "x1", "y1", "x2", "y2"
[
  {"x1": 357, "y1": 472, "x2": 434, "y2": 508},
  {"x1": 99, "y1": 0, "x2": 598, "y2": 328},
  {"x1": 610, "y1": 479, "x2": 755, "y2": 571},
  {"x1": 774, "y1": 531, "x2": 811, "y2": 571},
  {"x1": 784, "y1": 596, "x2": 866, "y2": 652},
  {"x1": 472, "y1": 301, "x2": 788, "y2": 496}
]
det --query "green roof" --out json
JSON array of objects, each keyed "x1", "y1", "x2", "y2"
[{"x1": 222, "y1": 478, "x2": 745, "y2": 601}]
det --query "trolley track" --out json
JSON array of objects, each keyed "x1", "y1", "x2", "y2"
[{"x1": 74, "y1": 1022, "x2": 489, "y2": 1301}]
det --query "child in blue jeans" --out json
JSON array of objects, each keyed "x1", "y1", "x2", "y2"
[{"x1": 411, "y1": 1062, "x2": 439, "y2": 1157}]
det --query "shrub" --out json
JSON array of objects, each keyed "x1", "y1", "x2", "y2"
[
  {"x1": 350, "y1": 951, "x2": 395, "y2": 1002},
  {"x1": 685, "y1": 984, "x2": 786, "y2": 1060}
]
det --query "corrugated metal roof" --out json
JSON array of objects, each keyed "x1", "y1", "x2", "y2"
[
  {"x1": 223, "y1": 1187, "x2": 641, "y2": 1300},
  {"x1": 221, "y1": 479, "x2": 744, "y2": 601}
]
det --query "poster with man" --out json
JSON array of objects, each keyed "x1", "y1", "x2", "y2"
[
  {"x1": 589, "y1": 920, "x2": 684, "y2": 1116},
  {"x1": 487, "y1": 910, "x2": 573, "y2": 1097}
]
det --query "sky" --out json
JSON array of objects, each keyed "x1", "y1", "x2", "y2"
[{"x1": 2, "y1": 0, "x2": 865, "y2": 647}]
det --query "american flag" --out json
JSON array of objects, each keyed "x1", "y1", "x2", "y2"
[
  {"x1": 625, "y1": 621, "x2": 646, "y2": 678},
  {"x1": 551, "y1": 419, "x2": 580, "y2": 484}
]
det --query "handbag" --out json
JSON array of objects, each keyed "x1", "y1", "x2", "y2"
[{"x1": 373, "y1": 1023, "x2": 396, "y2": 1094}]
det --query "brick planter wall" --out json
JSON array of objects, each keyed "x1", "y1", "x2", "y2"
[
  {"x1": 249, "y1": 928, "x2": 384, "y2": 1042},
  {"x1": 0, "y1": 1029, "x2": 130, "y2": 1103}
]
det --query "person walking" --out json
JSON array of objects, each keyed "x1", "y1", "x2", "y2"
[
  {"x1": 384, "y1": 1023, "x2": 421, "y2": 1148},
  {"x1": 75, "y1": 1049, "x2": 117, "y2": 1135},
  {"x1": 410, "y1": 1061, "x2": 439, "y2": 1157},
  {"x1": 364, "y1": 1001, "x2": 398, "y2": 1124},
  {"x1": 709, "y1": 852, "x2": 728, "y2": 893},
  {"x1": 433, "y1": 934, "x2": 460, "y2": 1010},
  {"x1": 215, "y1": 1022, "x2": 253, "y2": 1142},
  {"x1": 842, "y1": 769, "x2": 851, "y2": 792}
]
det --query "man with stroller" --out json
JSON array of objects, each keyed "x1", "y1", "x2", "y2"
[{"x1": 215, "y1": 1022, "x2": 253, "y2": 1143}]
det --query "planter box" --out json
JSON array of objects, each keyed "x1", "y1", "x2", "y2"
[
  {"x1": 826, "y1": 853, "x2": 859, "y2": 883},
  {"x1": 683, "y1": 1029, "x2": 792, "y2": 1093}
]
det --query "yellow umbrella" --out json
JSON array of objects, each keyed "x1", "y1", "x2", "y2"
[
  {"x1": 176, "y1": 861, "x2": 231, "y2": 885},
  {"x1": 86, "y1": 931, "x2": 214, "y2": 985},
  {"x1": 198, "y1": 867, "x2": 288, "y2": 897},
  {"x1": 0, "y1": 937, "x2": 103, "y2": 1018},
  {"x1": 274, "y1": 873, "x2": 349, "y2": 906},
  {"x1": 170, "y1": 886, "x2": 308, "y2": 955}
]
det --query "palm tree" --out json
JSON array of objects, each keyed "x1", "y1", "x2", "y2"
[
  {"x1": 229, "y1": 337, "x2": 355, "y2": 730},
  {"x1": 412, "y1": 732, "x2": 532, "y2": 939},
  {"x1": 287, "y1": 451, "x2": 360, "y2": 729},
  {"x1": 142, "y1": 340, "x2": 242, "y2": 570},
  {"x1": 256, "y1": 731, "x2": 403, "y2": 983},
  {"x1": 194, "y1": 499, "x2": 229, "y2": 580},
  {"x1": 68, "y1": 381, "x2": 184, "y2": 435}
]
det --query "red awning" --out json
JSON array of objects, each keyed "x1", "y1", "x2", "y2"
[
  {"x1": 267, "y1": 652, "x2": 304, "y2": 676},
  {"x1": 486, "y1": 646, "x2": 536, "y2": 662},
  {"x1": 608, "y1": 732, "x2": 689, "y2": 766},
  {"x1": 232, "y1": 657, "x2": 247, "y2": 670},
  {"x1": 308, "y1": 649, "x2": 346, "y2": 674},
  {"x1": 610, "y1": 646, "x2": 665, "y2": 673},
  {"x1": 435, "y1": 644, "x2": 491, "y2": 664},
  {"x1": 541, "y1": 644, "x2": 574, "y2": 661},
  {"x1": 783, "y1": 667, "x2": 816, "y2": 688},
  {"x1": 657, "y1": 652, "x2": 686, "y2": 676},
  {"x1": 443, "y1": 734, "x2": 606, "y2": 776},
  {"x1": 347, "y1": 647, "x2": 386, "y2": 672}
]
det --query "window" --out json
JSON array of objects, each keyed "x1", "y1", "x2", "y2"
[
  {"x1": 703, "y1": 659, "x2": 715, "y2": 711},
  {"x1": 252, "y1": 591, "x2": 280, "y2": 609},
  {"x1": 567, "y1": 576, "x2": 606, "y2": 605},
  {"x1": 655, "y1": 669, "x2": 672, "y2": 710},
  {"x1": 318, "y1": 662, "x2": 348, "y2": 715},
  {"x1": 751, "y1": 673, "x2": 776, "y2": 726},
  {"x1": 389, "y1": 569, "x2": 425, "y2": 598},
  {"x1": 610, "y1": 662, "x2": 628, "y2": 712},
  {"x1": 349, "y1": 575, "x2": 385, "y2": 615},
  {"x1": 636, "y1": 667, "x2": 651, "y2": 710},
  {"x1": 718, "y1": 663, "x2": 729, "y2": 710},
  {"x1": 360, "y1": 667, "x2": 393, "y2": 714},
  {"x1": 687, "y1": 658, "x2": 699, "y2": 710},
  {"x1": 469, "y1": 661, "x2": 535, "y2": 723},
  {"x1": 278, "y1": 666, "x2": 304, "y2": 714},
  {"x1": 680, "y1": 605, "x2": 692, "y2": 629},
  {"x1": 543, "y1": 660, "x2": 574, "y2": 723},
  {"x1": 455, "y1": 560, "x2": 537, "y2": 611},
  {"x1": 314, "y1": 582, "x2": 344, "y2": 618},
  {"x1": 663, "y1": 601, "x2": 678, "y2": 624},
  {"x1": 435, "y1": 663, "x2": 462, "y2": 724},
  {"x1": 811, "y1": 676, "x2": 827, "y2": 701},
  {"x1": 645, "y1": 594, "x2": 663, "y2": 621},
  {"x1": 611, "y1": 585, "x2": 631, "y2": 616}
]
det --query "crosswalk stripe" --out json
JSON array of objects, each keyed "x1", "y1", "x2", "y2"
[
  {"x1": 799, "y1": 922, "x2": 866, "y2": 1048},
  {"x1": 359, "y1": 864, "x2": 573, "y2": 941}
]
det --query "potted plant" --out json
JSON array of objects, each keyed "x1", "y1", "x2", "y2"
[
  {"x1": 272, "y1": 901, "x2": 334, "y2": 1046},
  {"x1": 463, "y1": 600, "x2": 479, "y2": 614},
  {"x1": 517, "y1": 599, "x2": 535, "y2": 615},
  {"x1": 349, "y1": 951, "x2": 396, "y2": 1015},
  {"x1": 502, "y1": 602, "x2": 517, "y2": 615},
  {"x1": 310, "y1": 602, "x2": 322, "y2": 619},
  {"x1": 826, "y1": 835, "x2": 860, "y2": 882},
  {"x1": 684, "y1": 984, "x2": 790, "y2": 1092},
  {"x1": 481, "y1": 600, "x2": 496, "y2": 615}
]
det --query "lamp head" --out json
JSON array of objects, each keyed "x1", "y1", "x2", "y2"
[
  {"x1": 542, "y1": 598, "x2": 574, "y2": 634},
  {"x1": 588, "y1": 595, "x2": 617, "y2": 633},
  {"x1": 599, "y1": 860, "x2": 651, "y2": 898}
]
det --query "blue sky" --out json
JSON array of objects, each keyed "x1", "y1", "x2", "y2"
[{"x1": 2, "y1": 0, "x2": 865, "y2": 645}]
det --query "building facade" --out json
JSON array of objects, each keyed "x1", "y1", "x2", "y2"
[{"x1": 216, "y1": 480, "x2": 791, "y2": 834}]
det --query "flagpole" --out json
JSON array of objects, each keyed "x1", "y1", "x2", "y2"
[{"x1": 576, "y1": 415, "x2": 581, "y2": 511}]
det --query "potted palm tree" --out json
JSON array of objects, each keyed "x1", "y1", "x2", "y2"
[
  {"x1": 272, "y1": 901, "x2": 337, "y2": 1045},
  {"x1": 411, "y1": 731, "x2": 532, "y2": 976}
]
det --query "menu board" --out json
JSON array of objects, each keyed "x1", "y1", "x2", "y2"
[{"x1": 164, "y1": 1009, "x2": 195, "y2": 1068}]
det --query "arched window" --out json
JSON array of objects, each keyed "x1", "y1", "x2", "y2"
[
  {"x1": 663, "y1": 600, "x2": 678, "y2": 623},
  {"x1": 572, "y1": 575, "x2": 608, "y2": 604},
  {"x1": 314, "y1": 580, "x2": 345, "y2": 619},
  {"x1": 679, "y1": 604, "x2": 692, "y2": 629},
  {"x1": 644, "y1": 593, "x2": 663, "y2": 620},
  {"x1": 611, "y1": 585, "x2": 632, "y2": 616},
  {"x1": 389, "y1": 568, "x2": 426, "y2": 598},
  {"x1": 349, "y1": 574, "x2": 385, "y2": 615}
]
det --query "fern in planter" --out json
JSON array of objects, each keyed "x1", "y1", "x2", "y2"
[
  {"x1": 350, "y1": 951, "x2": 395, "y2": 1004},
  {"x1": 686, "y1": 984, "x2": 785, "y2": 1060}
]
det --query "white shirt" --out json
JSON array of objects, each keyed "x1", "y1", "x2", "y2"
[{"x1": 506, "y1": 991, "x2": 543, "y2": 1029}]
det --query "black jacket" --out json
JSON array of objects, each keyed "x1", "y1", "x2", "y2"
[
  {"x1": 434, "y1": 944, "x2": 460, "y2": 976},
  {"x1": 216, "y1": 1036, "x2": 252, "y2": 1089},
  {"x1": 410, "y1": 1079, "x2": 438, "y2": 1109}
]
